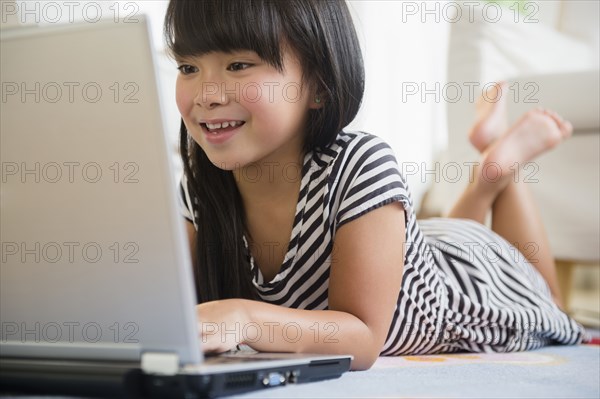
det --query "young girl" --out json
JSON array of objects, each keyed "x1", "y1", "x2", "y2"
[{"x1": 166, "y1": 0, "x2": 589, "y2": 370}]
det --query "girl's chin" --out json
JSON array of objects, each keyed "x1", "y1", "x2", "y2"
[
  {"x1": 202, "y1": 152, "x2": 253, "y2": 172},
  {"x1": 195, "y1": 140, "x2": 259, "y2": 171}
]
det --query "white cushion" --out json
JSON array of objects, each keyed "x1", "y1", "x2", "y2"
[
  {"x1": 422, "y1": 1, "x2": 600, "y2": 261},
  {"x1": 529, "y1": 133, "x2": 600, "y2": 261}
]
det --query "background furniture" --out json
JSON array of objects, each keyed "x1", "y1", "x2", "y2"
[{"x1": 420, "y1": 0, "x2": 600, "y2": 313}]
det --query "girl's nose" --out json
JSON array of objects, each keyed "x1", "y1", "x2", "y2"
[{"x1": 194, "y1": 81, "x2": 230, "y2": 109}]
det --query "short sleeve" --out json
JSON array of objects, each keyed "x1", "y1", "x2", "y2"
[
  {"x1": 178, "y1": 174, "x2": 195, "y2": 226},
  {"x1": 335, "y1": 134, "x2": 412, "y2": 229}
]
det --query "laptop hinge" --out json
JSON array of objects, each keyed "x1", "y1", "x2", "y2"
[{"x1": 141, "y1": 352, "x2": 179, "y2": 376}]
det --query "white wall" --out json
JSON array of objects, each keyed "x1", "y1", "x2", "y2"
[{"x1": 348, "y1": 0, "x2": 450, "y2": 209}]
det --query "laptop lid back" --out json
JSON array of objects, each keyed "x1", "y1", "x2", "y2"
[{"x1": 1, "y1": 18, "x2": 200, "y2": 366}]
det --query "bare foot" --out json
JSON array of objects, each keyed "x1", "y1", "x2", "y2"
[
  {"x1": 475, "y1": 108, "x2": 573, "y2": 190},
  {"x1": 469, "y1": 82, "x2": 509, "y2": 153}
]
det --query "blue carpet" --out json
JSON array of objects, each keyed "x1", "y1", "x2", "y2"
[{"x1": 235, "y1": 344, "x2": 600, "y2": 398}]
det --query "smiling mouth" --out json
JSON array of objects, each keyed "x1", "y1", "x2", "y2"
[{"x1": 201, "y1": 120, "x2": 246, "y2": 134}]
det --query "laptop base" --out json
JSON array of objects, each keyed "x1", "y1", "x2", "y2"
[{"x1": 0, "y1": 356, "x2": 351, "y2": 398}]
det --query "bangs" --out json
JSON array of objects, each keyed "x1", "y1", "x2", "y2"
[
  {"x1": 166, "y1": 0, "x2": 365, "y2": 153},
  {"x1": 165, "y1": 0, "x2": 285, "y2": 70}
]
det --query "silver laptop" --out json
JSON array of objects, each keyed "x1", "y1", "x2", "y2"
[{"x1": 0, "y1": 17, "x2": 351, "y2": 398}]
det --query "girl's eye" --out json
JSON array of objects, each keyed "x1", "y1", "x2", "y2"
[
  {"x1": 177, "y1": 65, "x2": 198, "y2": 75},
  {"x1": 228, "y1": 62, "x2": 251, "y2": 72}
]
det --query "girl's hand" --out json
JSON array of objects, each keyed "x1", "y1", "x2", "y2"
[{"x1": 196, "y1": 299, "x2": 250, "y2": 354}]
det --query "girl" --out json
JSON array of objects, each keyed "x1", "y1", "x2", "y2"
[{"x1": 166, "y1": 0, "x2": 589, "y2": 370}]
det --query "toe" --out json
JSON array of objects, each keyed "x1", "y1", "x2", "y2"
[
  {"x1": 540, "y1": 109, "x2": 565, "y2": 128},
  {"x1": 544, "y1": 109, "x2": 573, "y2": 138},
  {"x1": 562, "y1": 120, "x2": 574, "y2": 138}
]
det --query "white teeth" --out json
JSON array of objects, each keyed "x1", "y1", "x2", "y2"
[{"x1": 205, "y1": 121, "x2": 241, "y2": 130}]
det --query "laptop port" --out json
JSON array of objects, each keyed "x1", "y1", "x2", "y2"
[
  {"x1": 261, "y1": 372, "x2": 286, "y2": 387},
  {"x1": 287, "y1": 370, "x2": 301, "y2": 384}
]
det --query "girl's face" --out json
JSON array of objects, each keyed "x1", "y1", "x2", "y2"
[{"x1": 175, "y1": 47, "x2": 316, "y2": 170}]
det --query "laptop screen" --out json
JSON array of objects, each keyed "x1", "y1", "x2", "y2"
[{"x1": 1, "y1": 17, "x2": 200, "y2": 365}]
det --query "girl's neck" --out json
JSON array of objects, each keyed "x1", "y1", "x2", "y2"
[{"x1": 233, "y1": 134, "x2": 306, "y2": 209}]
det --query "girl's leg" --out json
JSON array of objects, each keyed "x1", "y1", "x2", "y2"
[
  {"x1": 447, "y1": 83, "x2": 573, "y2": 309},
  {"x1": 490, "y1": 179, "x2": 563, "y2": 308},
  {"x1": 447, "y1": 82, "x2": 510, "y2": 225}
]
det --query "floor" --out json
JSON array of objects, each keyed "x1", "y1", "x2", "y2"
[{"x1": 234, "y1": 345, "x2": 600, "y2": 399}]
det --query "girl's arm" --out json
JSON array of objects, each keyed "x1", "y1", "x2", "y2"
[{"x1": 198, "y1": 201, "x2": 406, "y2": 370}]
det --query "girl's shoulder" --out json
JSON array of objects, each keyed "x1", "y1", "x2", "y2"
[
  {"x1": 311, "y1": 129, "x2": 407, "y2": 197},
  {"x1": 317, "y1": 131, "x2": 412, "y2": 229},
  {"x1": 330, "y1": 130, "x2": 391, "y2": 151},
  {"x1": 313, "y1": 130, "x2": 397, "y2": 170}
]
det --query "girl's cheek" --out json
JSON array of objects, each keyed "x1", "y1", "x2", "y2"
[
  {"x1": 175, "y1": 79, "x2": 194, "y2": 116},
  {"x1": 242, "y1": 84, "x2": 261, "y2": 103}
]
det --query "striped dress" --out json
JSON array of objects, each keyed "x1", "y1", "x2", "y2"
[{"x1": 180, "y1": 131, "x2": 590, "y2": 355}]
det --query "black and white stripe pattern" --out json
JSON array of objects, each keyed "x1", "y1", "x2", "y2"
[{"x1": 181, "y1": 131, "x2": 589, "y2": 355}]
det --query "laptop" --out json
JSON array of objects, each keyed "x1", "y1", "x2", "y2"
[{"x1": 0, "y1": 17, "x2": 351, "y2": 398}]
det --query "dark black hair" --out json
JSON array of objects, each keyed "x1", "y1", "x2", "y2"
[{"x1": 165, "y1": 0, "x2": 364, "y2": 303}]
